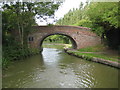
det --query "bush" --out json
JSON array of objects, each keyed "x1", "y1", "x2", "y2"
[
  {"x1": 2, "y1": 44, "x2": 40, "y2": 69},
  {"x1": 74, "y1": 19, "x2": 92, "y2": 28},
  {"x1": 2, "y1": 58, "x2": 10, "y2": 68}
]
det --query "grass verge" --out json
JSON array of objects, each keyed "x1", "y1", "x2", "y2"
[
  {"x1": 68, "y1": 50, "x2": 119, "y2": 63},
  {"x1": 78, "y1": 44, "x2": 106, "y2": 52}
]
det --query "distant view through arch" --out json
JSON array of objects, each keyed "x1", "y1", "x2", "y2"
[{"x1": 40, "y1": 33, "x2": 77, "y2": 49}]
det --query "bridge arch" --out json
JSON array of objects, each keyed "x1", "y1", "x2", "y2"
[
  {"x1": 28, "y1": 25, "x2": 101, "y2": 52},
  {"x1": 39, "y1": 33, "x2": 77, "y2": 49}
]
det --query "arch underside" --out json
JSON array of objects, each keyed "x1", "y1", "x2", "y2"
[{"x1": 39, "y1": 33, "x2": 77, "y2": 49}]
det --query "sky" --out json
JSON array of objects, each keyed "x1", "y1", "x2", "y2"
[{"x1": 36, "y1": 0, "x2": 87, "y2": 25}]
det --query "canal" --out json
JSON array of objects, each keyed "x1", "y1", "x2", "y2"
[{"x1": 2, "y1": 48, "x2": 118, "y2": 88}]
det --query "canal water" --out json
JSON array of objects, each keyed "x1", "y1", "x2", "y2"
[{"x1": 2, "y1": 48, "x2": 119, "y2": 88}]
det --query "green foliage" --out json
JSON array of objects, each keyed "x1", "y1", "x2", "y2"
[
  {"x1": 56, "y1": 8, "x2": 83, "y2": 25},
  {"x1": 2, "y1": 1, "x2": 61, "y2": 69},
  {"x1": 2, "y1": 58, "x2": 10, "y2": 68},
  {"x1": 47, "y1": 23, "x2": 54, "y2": 26},
  {"x1": 68, "y1": 51, "x2": 119, "y2": 63},
  {"x1": 74, "y1": 19, "x2": 92, "y2": 28},
  {"x1": 42, "y1": 44, "x2": 66, "y2": 49},
  {"x1": 56, "y1": 2, "x2": 120, "y2": 49},
  {"x1": 87, "y1": 2, "x2": 119, "y2": 28},
  {"x1": 78, "y1": 44, "x2": 105, "y2": 52},
  {"x1": 44, "y1": 35, "x2": 71, "y2": 44},
  {"x1": 2, "y1": 44, "x2": 40, "y2": 68},
  {"x1": 2, "y1": 2, "x2": 61, "y2": 45},
  {"x1": 56, "y1": 2, "x2": 119, "y2": 30},
  {"x1": 84, "y1": 2, "x2": 119, "y2": 39}
]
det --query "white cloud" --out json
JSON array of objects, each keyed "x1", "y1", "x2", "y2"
[
  {"x1": 55, "y1": 0, "x2": 86, "y2": 19},
  {"x1": 36, "y1": 0, "x2": 87, "y2": 25}
]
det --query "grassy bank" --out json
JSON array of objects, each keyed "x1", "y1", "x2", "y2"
[
  {"x1": 66, "y1": 44, "x2": 120, "y2": 68},
  {"x1": 42, "y1": 43, "x2": 72, "y2": 49},
  {"x1": 67, "y1": 51, "x2": 119, "y2": 63}
]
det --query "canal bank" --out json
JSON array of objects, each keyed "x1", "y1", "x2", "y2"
[{"x1": 65, "y1": 49, "x2": 120, "y2": 69}]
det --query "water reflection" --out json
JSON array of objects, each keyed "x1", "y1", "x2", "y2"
[
  {"x1": 2, "y1": 48, "x2": 118, "y2": 88},
  {"x1": 42, "y1": 48, "x2": 61, "y2": 66}
]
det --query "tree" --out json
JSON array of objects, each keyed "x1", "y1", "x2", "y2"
[
  {"x1": 56, "y1": 2, "x2": 120, "y2": 49},
  {"x1": 2, "y1": 1, "x2": 61, "y2": 46},
  {"x1": 86, "y1": 2, "x2": 119, "y2": 48},
  {"x1": 2, "y1": 1, "x2": 61, "y2": 66}
]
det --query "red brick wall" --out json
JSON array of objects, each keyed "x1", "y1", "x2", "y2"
[{"x1": 28, "y1": 25, "x2": 101, "y2": 50}]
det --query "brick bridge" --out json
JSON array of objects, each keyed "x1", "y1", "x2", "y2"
[{"x1": 28, "y1": 25, "x2": 101, "y2": 51}]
